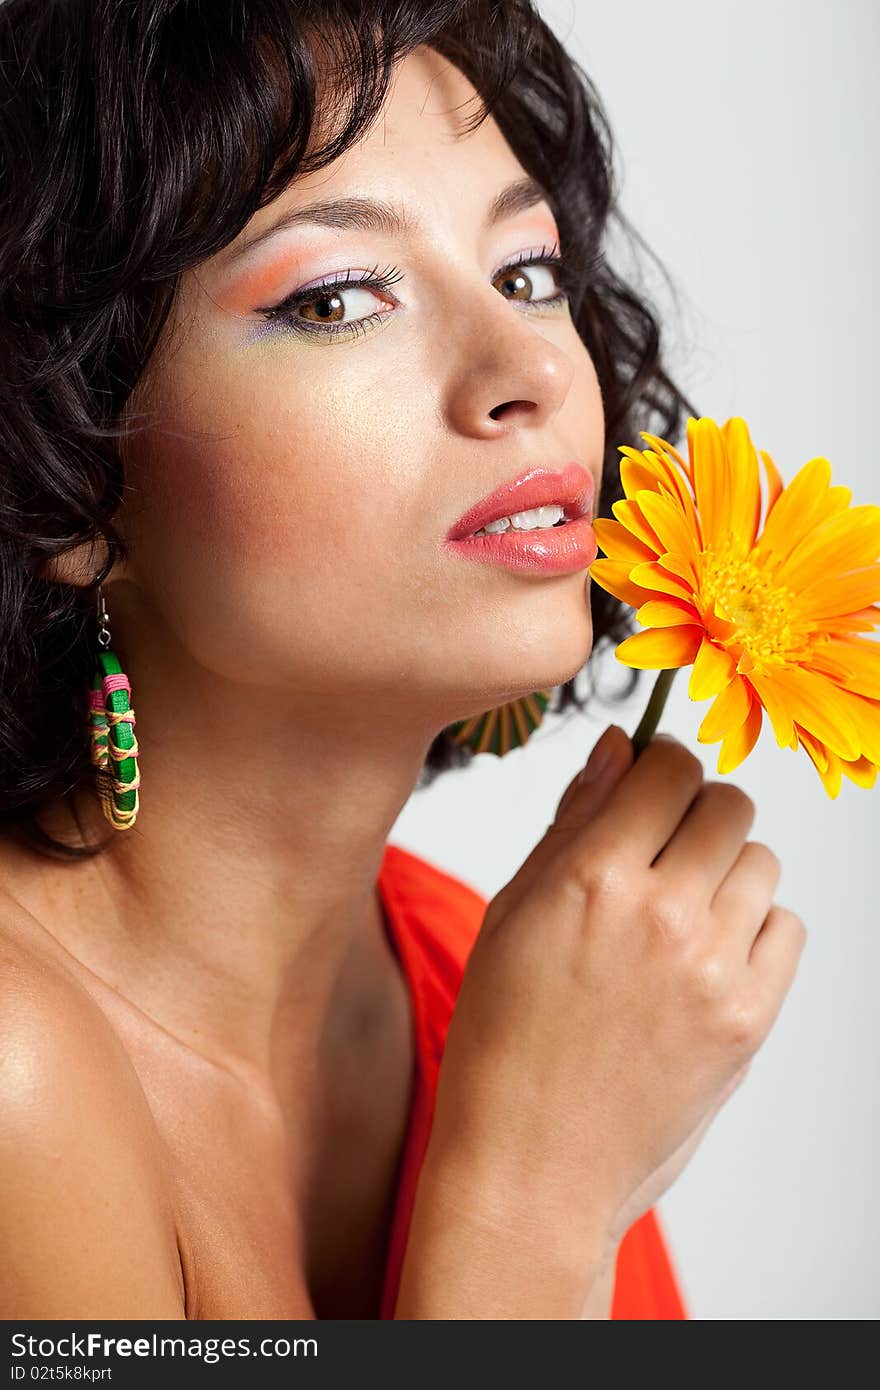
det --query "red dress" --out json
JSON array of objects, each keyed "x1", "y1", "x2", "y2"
[{"x1": 376, "y1": 841, "x2": 689, "y2": 1320}]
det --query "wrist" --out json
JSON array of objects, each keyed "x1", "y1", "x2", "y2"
[
  {"x1": 394, "y1": 1140, "x2": 616, "y2": 1319},
  {"x1": 423, "y1": 1122, "x2": 620, "y2": 1256}
]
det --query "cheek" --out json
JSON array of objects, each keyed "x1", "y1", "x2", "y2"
[
  {"x1": 124, "y1": 353, "x2": 421, "y2": 673},
  {"x1": 137, "y1": 350, "x2": 393, "y2": 557}
]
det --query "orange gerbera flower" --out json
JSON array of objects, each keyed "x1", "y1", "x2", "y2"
[{"x1": 589, "y1": 416, "x2": 880, "y2": 797}]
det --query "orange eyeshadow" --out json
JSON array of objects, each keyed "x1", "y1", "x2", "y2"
[{"x1": 217, "y1": 258, "x2": 300, "y2": 315}]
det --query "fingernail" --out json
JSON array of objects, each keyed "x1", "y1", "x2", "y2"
[{"x1": 583, "y1": 727, "x2": 617, "y2": 782}]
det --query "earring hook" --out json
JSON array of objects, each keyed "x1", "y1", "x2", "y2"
[{"x1": 97, "y1": 585, "x2": 111, "y2": 650}]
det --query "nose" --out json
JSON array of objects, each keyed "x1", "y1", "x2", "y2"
[{"x1": 442, "y1": 286, "x2": 576, "y2": 440}]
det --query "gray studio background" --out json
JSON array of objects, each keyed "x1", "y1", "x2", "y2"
[{"x1": 389, "y1": 0, "x2": 879, "y2": 1319}]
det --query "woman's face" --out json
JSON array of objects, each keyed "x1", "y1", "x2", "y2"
[{"x1": 119, "y1": 44, "x2": 605, "y2": 731}]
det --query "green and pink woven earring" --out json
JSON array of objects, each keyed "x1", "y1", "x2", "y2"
[
  {"x1": 87, "y1": 586, "x2": 141, "y2": 830},
  {"x1": 444, "y1": 689, "x2": 555, "y2": 756}
]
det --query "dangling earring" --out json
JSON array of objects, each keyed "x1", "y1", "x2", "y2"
[
  {"x1": 87, "y1": 586, "x2": 141, "y2": 830},
  {"x1": 444, "y1": 689, "x2": 554, "y2": 756}
]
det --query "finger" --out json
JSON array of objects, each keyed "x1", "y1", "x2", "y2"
[
  {"x1": 491, "y1": 726, "x2": 634, "y2": 914},
  {"x1": 749, "y1": 905, "x2": 807, "y2": 1021},
  {"x1": 552, "y1": 724, "x2": 634, "y2": 828},
  {"x1": 575, "y1": 732, "x2": 705, "y2": 867},
  {"x1": 652, "y1": 780, "x2": 757, "y2": 900},
  {"x1": 710, "y1": 840, "x2": 782, "y2": 956}
]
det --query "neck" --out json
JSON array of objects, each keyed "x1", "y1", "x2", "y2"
[{"x1": 31, "y1": 583, "x2": 440, "y2": 1086}]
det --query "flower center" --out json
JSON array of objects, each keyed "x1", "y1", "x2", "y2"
[{"x1": 699, "y1": 544, "x2": 814, "y2": 672}]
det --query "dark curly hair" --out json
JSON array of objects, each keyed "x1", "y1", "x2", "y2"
[{"x1": 0, "y1": 0, "x2": 699, "y2": 860}]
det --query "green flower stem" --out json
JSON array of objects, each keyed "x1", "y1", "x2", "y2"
[{"x1": 631, "y1": 667, "x2": 678, "y2": 758}]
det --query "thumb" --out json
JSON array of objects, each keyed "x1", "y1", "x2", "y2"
[{"x1": 552, "y1": 724, "x2": 634, "y2": 829}]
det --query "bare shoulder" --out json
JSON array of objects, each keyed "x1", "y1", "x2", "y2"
[{"x1": 0, "y1": 885, "x2": 186, "y2": 1318}]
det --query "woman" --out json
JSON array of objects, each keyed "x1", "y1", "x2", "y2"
[{"x1": 0, "y1": 0, "x2": 806, "y2": 1319}]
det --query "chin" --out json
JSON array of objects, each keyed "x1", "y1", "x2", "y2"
[{"x1": 525, "y1": 620, "x2": 595, "y2": 689}]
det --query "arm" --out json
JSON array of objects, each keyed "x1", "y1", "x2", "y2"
[
  {"x1": 392, "y1": 1142, "x2": 615, "y2": 1319},
  {"x1": 0, "y1": 932, "x2": 186, "y2": 1319}
]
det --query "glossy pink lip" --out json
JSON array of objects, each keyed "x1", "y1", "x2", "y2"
[
  {"x1": 443, "y1": 462, "x2": 599, "y2": 575},
  {"x1": 446, "y1": 462, "x2": 595, "y2": 541},
  {"x1": 445, "y1": 514, "x2": 598, "y2": 574}
]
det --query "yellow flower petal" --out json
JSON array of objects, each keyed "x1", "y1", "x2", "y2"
[
  {"x1": 831, "y1": 686, "x2": 880, "y2": 764},
  {"x1": 611, "y1": 498, "x2": 665, "y2": 554},
  {"x1": 688, "y1": 417, "x2": 729, "y2": 549},
  {"x1": 826, "y1": 485, "x2": 854, "y2": 512},
  {"x1": 658, "y1": 551, "x2": 700, "y2": 589},
  {"x1": 796, "y1": 725, "x2": 830, "y2": 772},
  {"x1": 840, "y1": 756, "x2": 879, "y2": 789},
  {"x1": 629, "y1": 560, "x2": 695, "y2": 602},
  {"x1": 717, "y1": 696, "x2": 763, "y2": 774},
  {"x1": 588, "y1": 559, "x2": 656, "y2": 608},
  {"x1": 697, "y1": 673, "x2": 752, "y2": 744},
  {"x1": 807, "y1": 651, "x2": 853, "y2": 683},
  {"x1": 640, "y1": 431, "x2": 694, "y2": 489},
  {"x1": 746, "y1": 671, "x2": 798, "y2": 748},
  {"x1": 768, "y1": 665, "x2": 861, "y2": 761},
  {"x1": 775, "y1": 504, "x2": 880, "y2": 590},
  {"x1": 760, "y1": 449, "x2": 784, "y2": 522},
  {"x1": 721, "y1": 417, "x2": 762, "y2": 550},
  {"x1": 636, "y1": 490, "x2": 702, "y2": 569},
  {"x1": 593, "y1": 517, "x2": 657, "y2": 565},
  {"x1": 810, "y1": 636, "x2": 880, "y2": 698},
  {"x1": 796, "y1": 566, "x2": 880, "y2": 620},
  {"x1": 798, "y1": 729, "x2": 843, "y2": 799},
  {"x1": 638, "y1": 446, "x2": 702, "y2": 537},
  {"x1": 635, "y1": 597, "x2": 701, "y2": 627},
  {"x1": 688, "y1": 637, "x2": 737, "y2": 701},
  {"x1": 827, "y1": 606, "x2": 880, "y2": 634},
  {"x1": 753, "y1": 456, "x2": 839, "y2": 567},
  {"x1": 632, "y1": 446, "x2": 689, "y2": 511},
  {"x1": 620, "y1": 454, "x2": 666, "y2": 500},
  {"x1": 615, "y1": 624, "x2": 704, "y2": 669}
]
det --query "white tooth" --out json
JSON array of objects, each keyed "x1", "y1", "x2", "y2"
[
  {"x1": 472, "y1": 503, "x2": 566, "y2": 536},
  {"x1": 510, "y1": 508, "x2": 544, "y2": 529},
  {"x1": 510, "y1": 504, "x2": 566, "y2": 530}
]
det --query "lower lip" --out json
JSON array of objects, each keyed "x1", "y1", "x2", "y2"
[{"x1": 444, "y1": 516, "x2": 599, "y2": 574}]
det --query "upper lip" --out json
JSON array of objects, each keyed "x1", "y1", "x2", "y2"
[{"x1": 446, "y1": 462, "x2": 596, "y2": 541}]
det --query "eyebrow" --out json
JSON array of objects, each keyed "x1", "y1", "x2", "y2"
[{"x1": 220, "y1": 175, "x2": 554, "y2": 267}]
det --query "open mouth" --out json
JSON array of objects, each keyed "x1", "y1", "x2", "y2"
[
  {"x1": 470, "y1": 503, "x2": 578, "y2": 537},
  {"x1": 445, "y1": 462, "x2": 596, "y2": 559},
  {"x1": 445, "y1": 507, "x2": 597, "y2": 575}
]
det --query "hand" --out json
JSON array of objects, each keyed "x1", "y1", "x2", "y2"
[{"x1": 426, "y1": 725, "x2": 807, "y2": 1270}]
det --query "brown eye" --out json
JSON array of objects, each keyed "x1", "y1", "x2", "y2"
[
  {"x1": 492, "y1": 259, "x2": 565, "y2": 304},
  {"x1": 493, "y1": 268, "x2": 530, "y2": 300},
  {"x1": 264, "y1": 278, "x2": 395, "y2": 341},
  {"x1": 298, "y1": 291, "x2": 346, "y2": 324}
]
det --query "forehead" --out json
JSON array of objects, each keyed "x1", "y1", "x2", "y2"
[
  {"x1": 232, "y1": 45, "x2": 534, "y2": 249},
  {"x1": 360, "y1": 43, "x2": 501, "y2": 145}
]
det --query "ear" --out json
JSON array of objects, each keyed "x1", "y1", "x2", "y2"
[{"x1": 39, "y1": 539, "x2": 128, "y2": 588}]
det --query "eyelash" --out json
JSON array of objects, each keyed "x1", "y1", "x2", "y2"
[{"x1": 255, "y1": 241, "x2": 588, "y2": 342}]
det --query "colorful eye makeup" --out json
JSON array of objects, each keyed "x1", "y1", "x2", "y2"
[{"x1": 236, "y1": 240, "x2": 588, "y2": 346}]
